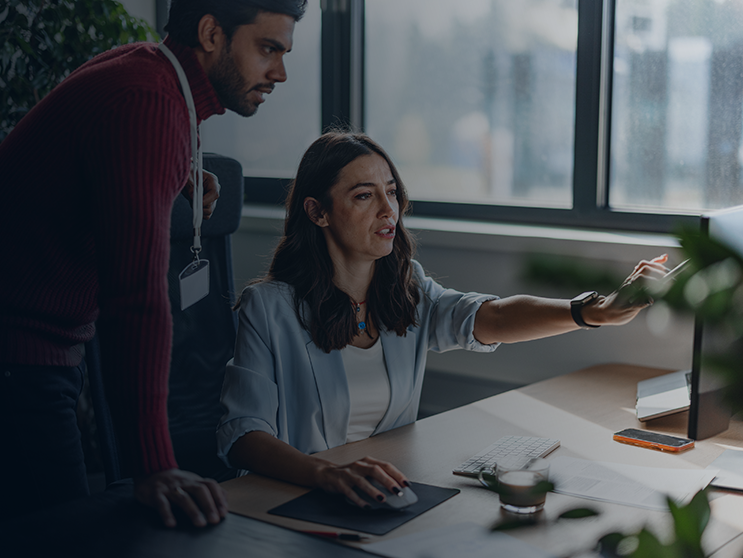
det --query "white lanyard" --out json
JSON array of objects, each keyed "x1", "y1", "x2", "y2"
[
  {"x1": 159, "y1": 42, "x2": 210, "y2": 310},
  {"x1": 158, "y1": 42, "x2": 203, "y2": 255}
]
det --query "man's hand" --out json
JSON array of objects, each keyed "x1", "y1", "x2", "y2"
[
  {"x1": 182, "y1": 170, "x2": 221, "y2": 220},
  {"x1": 133, "y1": 468, "x2": 229, "y2": 528}
]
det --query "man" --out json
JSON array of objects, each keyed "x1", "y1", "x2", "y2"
[{"x1": 0, "y1": 0, "x2": 306, "y2": 528}]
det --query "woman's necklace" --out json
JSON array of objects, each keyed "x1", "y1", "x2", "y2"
[{"x1": 352, "y1": 299, "x2": 367, "y2": 332}]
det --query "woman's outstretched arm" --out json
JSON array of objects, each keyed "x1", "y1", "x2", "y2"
[{"x1": 473, "y1": 255, "x2": 669, "y2": 345}]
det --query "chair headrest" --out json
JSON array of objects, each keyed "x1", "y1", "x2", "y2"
[{"x1": 170, "y1": 153, "x2": 244, "y2": 240}]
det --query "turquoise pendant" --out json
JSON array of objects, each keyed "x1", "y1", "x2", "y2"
[{"x1": 358, "y1": 321, "x2": 366, "y2": 331}]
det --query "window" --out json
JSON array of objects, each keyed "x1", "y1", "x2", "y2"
[
  {"x1": 610, "y1": 0, "x2": 743, "y2": 212},
  {"x1": 224, "y1": 0, "x2": 743, "y2": 232},
  {"x1": 366, "y1": 0, "x2": 578, "y2": 210},
  {"x1": 200, "y1": 1, "x2": 321, "y2": 178},
  {"x1": 361, "y1": 0, "x2": 743, "y2": 231}
]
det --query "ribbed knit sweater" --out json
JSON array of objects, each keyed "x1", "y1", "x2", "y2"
[{"x1": 0, "y1": 35, "x2": 224, "y2": 475}]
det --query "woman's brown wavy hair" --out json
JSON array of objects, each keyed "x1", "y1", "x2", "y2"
[{"x1": 264, "y1": 131, "x2": 419, "y2": 352}]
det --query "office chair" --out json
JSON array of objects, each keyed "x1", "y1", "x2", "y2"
[
  {"x1": 89, "y1": 153, "x2": 244, "y2": 485},
  {"x1": 166, "y1": 153, "x2": 243, "y2": 481}
]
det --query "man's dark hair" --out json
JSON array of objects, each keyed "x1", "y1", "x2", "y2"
[
  {"x1": 165, "y1": 0, "x2": 307, "y2": 47},
  {"x1": 259, "y1": 131, "x2": 420, "y2": 353}
]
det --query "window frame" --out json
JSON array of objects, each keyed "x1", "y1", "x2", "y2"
[
  {"x1": 244, "y1": 0, "x2": 703, "y2": 234},
  {"x1": 408, "y1": 0, "x2": 698, "y2": 233}
]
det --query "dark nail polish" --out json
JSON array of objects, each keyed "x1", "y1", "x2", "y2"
[
  {"x1": 393, "y1": 487, "x2": 402, "y2": 496},
  {"x1": 376, "y1": 494, "x2": 384, "y2": 502},
  {"x1": 402, "y1": 480, "x2": 410, "y2": 487}
]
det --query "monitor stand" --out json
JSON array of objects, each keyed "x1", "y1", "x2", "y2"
[{"x1": 688, "y1": 381, "x2": 731, "y2": 440}]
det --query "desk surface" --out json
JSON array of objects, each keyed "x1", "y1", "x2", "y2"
[
  {"x1": 223, "y1": 364, "x2": 743, "y2": 558},
  {"x1": 6, "y1": 364, "x2": 742, "y2": 558},
  {"x1": 2, "y1": 480, "x2": 373, "y2": 558}
]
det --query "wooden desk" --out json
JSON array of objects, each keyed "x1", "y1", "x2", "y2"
[
  {"x1": 2, "y1": 480, "x2": 374, "y2": 558},
  {"x1": 223, "y1": 364, "x2": 743, "y2": 558}
]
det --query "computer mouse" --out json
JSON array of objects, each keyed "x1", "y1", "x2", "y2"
[{"x1": 350, "y1": 477, "x2": 418, "y2": 510}]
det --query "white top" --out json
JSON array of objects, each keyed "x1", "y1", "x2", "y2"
[{"x1": 341, "y1": 338, "x2": 391, "y2": 442}]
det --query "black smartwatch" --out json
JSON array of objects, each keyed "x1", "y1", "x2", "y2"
[{"x1": 570, "y1": 291, "x2": 600, "y2": 329}]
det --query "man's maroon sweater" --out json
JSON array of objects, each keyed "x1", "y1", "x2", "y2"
[{"x1": 0, "y1": 35, "x2": 224, "y2": 476}]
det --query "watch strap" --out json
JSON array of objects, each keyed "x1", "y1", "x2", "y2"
[{"x1": 570, "y1": 291, "x2": 600, "y2": 329}]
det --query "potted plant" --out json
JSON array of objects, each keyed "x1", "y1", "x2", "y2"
[{"x1": 1, "y1": 0, "x2": 158, "y2": 141}]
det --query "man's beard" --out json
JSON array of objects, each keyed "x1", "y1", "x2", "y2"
[{"x1": 209, "y1": 44, "x2": 258, "y2": 117}]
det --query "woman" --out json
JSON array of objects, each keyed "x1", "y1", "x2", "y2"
[{"x1": 217, "y1": 131, "x2": 668, "y2": 508}]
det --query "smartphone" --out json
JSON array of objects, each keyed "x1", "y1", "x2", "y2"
[
  {"x1": 661, "y1": 259, "x2": 690, "y2": 285},
  {"x1": 638, "y1": 259, "x2": 691, "y2": 302},
  {"x1": 613, "y1": 428, "x2": 695, "y2": 453}
]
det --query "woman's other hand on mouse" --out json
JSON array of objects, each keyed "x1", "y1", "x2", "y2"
[{"x1": 313, "y1": 456, "x2": 410, "y2": 508}]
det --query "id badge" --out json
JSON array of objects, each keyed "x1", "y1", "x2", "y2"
[{"x1": 179, "y1": 259, "x2": 210, "y2": 310}]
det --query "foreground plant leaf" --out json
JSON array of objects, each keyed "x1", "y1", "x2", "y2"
[
  {"x1": 631, "y1": 528, "x2": 676, "y2": 558},
  {"x1": 558, "y1": 507, "x2": 600, "y2": 520},
  {"x1": 667, "y1": 489, "x2": 709, "y2": 558},
  {"x1": 490, "y1": 517, "x2": 539, "y2": 531},
  {"x1": 597, "y1": 531, "x2": 626, "y2": 558}
]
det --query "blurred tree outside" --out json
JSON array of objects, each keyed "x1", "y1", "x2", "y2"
[{"x1": 0, "y1": 0, "x2": 158, "y2": 141}]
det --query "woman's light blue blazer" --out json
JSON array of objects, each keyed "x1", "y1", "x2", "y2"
[{"x1": 217, "y1": 260, "x2": 499, "y2": 467}]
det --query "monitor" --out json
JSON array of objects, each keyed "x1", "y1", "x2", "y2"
[{"x1": 688, "y1": 204, "x2": 743, "y2": 440}]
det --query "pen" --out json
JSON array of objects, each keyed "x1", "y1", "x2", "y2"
[{"x1": 301, "y1": 530, "x2": 369, "y2": 541}]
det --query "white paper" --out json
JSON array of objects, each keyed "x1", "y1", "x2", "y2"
[
  {"x1": 549, "y1": 456, "x2": 718, "y2": 511},
  {"x1": 365, "y1": 522, "x2": 555, "y2": 558},
  {"x1": 708, "y1": 449, "x2": 743, "y2": 491}
]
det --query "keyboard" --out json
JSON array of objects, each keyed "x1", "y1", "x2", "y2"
[{"x1": 452, "y1": 435, "x2": 561, "y2": 477}]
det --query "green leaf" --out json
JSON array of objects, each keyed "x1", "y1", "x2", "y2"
[
  {"x1": 0, "y1": 0, "x2": 158, "y2": 139},
  {"x1": 557, "y1": 507, "x2": 600, "y2": 520},
  {"x1": 14, "y1": 35, "x2": 35, "y2": 56},
  {"x1": 597, "y1": 532, "x2": 626, "y2": 558},
  {"x1": 490, "y1": 516, "x2": 539, "y2": 531},
  {"x1": 660, "y1": 226, "x2": 743, "y2": 423},
  {"x1": 530, "y1": 480, "x2": 554, "y2": 494},
  {"x1": 667, "y1": 489, "x2": 709, "y2": 554},
  {"x1": 630, "y1": 528, "x2": 674, "y2": 558}
]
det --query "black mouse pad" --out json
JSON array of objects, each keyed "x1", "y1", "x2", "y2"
[{"x1": 267, "y1": 481, "x2": 459, "y2": 536}]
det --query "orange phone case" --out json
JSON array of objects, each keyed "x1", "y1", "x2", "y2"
[{"x1": 612, "y1": 434, "x2": 694, "y2": 453}]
